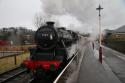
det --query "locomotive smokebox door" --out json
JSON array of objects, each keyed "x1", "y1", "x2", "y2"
[{"x1": 35, "y1": 21, "x2": 58, "y2": 50}]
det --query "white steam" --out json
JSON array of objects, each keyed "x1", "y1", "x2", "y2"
[
  {"x1": 40, "y1": 0, "x2": 98, "y2": 34},
  {"x1": 40, "y1": 0, "x2": 125, "y2": 36},
  {"x1": 41, "y1": 0, "x2": 98, "y2": 23}
]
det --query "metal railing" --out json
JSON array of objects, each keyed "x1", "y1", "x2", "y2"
[
  {"x1": 53, "y1": 37, "x2": 86, "y2": 83},
  {"x1": 0, "y1": 51, "x2": 24, "y2": 58},
  {"x1": 53, "y1": 50, "x2": 79, "y2": 83}
]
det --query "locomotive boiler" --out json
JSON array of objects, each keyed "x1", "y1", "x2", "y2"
[{"x1": 22, "y1": 21, "x2": 78, "y2": 80}]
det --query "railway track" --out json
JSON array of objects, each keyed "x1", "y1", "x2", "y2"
[{"x1": 0, "y1": 67, "x2": 27, "y2": 83}]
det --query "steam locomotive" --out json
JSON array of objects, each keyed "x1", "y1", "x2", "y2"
[{"x1": 22, "y1": 21, "x2": 78, "y2": 81}]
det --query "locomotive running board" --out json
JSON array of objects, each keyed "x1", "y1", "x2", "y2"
[{"x1": 61, "y1": 39, "x2": 69, "y2": 59}]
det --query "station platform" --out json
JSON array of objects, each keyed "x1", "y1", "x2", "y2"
[{"x1": 77, "y1": 43, "x2": 121, "y2": 83}]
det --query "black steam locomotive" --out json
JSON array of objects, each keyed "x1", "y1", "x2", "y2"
[{"x1": 22, "y1": 21, "x2": 78, "y2": 81}]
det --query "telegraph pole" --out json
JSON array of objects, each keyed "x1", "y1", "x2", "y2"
[{"x1": 96, "y1": 4, "x2": 103, "y2": 63}]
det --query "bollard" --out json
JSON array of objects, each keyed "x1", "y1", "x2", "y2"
[
  {"x1": 92, "y1": 42, "x2": 94, "y2": 50},
  {"x1": 99, "y1": 46, "x2": 102, "y2": 63}
]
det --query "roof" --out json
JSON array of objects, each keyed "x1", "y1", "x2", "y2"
[{"x1": 114, "y1": 25, "x2": 125, "y2": 33}]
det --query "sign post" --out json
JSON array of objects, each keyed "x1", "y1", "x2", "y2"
[{"x1": 96, "y1": 5, "x2": 103, "y2": 63}]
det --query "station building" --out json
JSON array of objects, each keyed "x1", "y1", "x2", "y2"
[{"x1": 104, "y1": 25, "x2": 125, "y2": 53}]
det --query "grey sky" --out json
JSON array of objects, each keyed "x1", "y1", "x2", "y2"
[
  {"x1": 0, "y1": 0, "x2": 125, "y2": 34},
  {"x1": 0, "y1": 0, "x2": 41, "y2": 29}
]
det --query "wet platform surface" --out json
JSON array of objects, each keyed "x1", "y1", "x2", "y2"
[
  {"x1": 77, "y1": 42, "x2": 122, "y2": 83},
  {"x1": 103, "y1": 46, "x2": 125, "y2": 83}
]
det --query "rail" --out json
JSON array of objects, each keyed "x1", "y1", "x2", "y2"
[
  {"x1": 0, "y1": 68, "x2": 27, "y2": 83},
  {"x1": 53, "y1": 50, "x2": 79, "y2": 83}
]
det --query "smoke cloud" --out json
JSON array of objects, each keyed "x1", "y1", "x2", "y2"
[
  {"x1": 40, "y1": 0, "x2": 125, "y2": 35},
  {"x1": 41, "y1": 0, "x2": 97, "y2": 24}
]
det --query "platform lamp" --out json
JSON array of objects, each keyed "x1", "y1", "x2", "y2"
[{"x1": 96, "y1": 4, "x2": 103, "y2": 63}]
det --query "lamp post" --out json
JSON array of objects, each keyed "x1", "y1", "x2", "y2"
[{"x1": 96, "y1": 4, "x2": 103, "y2": 63}]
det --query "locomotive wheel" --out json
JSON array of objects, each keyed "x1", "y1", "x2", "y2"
[
  {"x1": 34, "y1": 68, "x2": 56, "y2": 82},
  {"x1": 35, "y1": 67, "x2": 46, "y2": 80}
]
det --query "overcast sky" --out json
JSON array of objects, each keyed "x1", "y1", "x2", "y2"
[
  {"x1": 0, "y1": 0, "x2": 41, "y2": 29},
  {"x1": 0, "y1": 0, "x2": 125, "y2": 34}
]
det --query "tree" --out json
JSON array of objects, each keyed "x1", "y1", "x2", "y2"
[{"x1": 34, "y1": 13, "x2": 45, "y2": 28}]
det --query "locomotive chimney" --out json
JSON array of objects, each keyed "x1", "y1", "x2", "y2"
[{"x1": 46, "y1": 21, "x2": 55, "y2": 27}]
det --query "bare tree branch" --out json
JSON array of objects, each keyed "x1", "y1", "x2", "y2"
[{"x1": 34, "y1": 13, "x2": 45, "y2": 28}]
